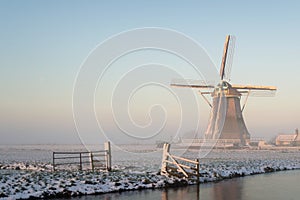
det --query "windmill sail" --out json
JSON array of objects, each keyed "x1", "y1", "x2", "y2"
[
  {"x1": 231, "y1": 84, "x2": 276, "y2": 91},
  {"x1": 220, "y1": 35, "x2": 236, "y2": 81},
  {"x1": 170, "y1": 79, "x2": 215, "y2": 88},
  {"x1": 232, "y1": 84, "x2": 277, "y2": 97}
]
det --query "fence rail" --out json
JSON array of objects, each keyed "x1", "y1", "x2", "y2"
[
  {"x1": 161, "y1": 143, "x2": 199, "y2": 184},
  {"x1": 52, "y1": 142, "x2": 111, "y2": 171}
]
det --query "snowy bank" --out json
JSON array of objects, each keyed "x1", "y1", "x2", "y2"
[
  {"x1": 1, "y1": 149, "x2": 300, "y2": 199},
  {"x1": 1, "y1": 159, "x2": 300, "y2": 199}
]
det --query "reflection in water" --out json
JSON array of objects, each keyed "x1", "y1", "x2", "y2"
[
  {"x1": 160, "y1": 180, "x2": 241, "y2": 200},
  {"x1": 161, "y1": 186, "x2": 200, "y2": 200},
  {"x1": 58, "y1": 170, "x2": 300, "y2": 200},
  {"x1": 213, "y1": 178, "x2": 242, "y2": 200},
  {"x1": 160, "y1": 179, "x2": 242, "y2": 200}
]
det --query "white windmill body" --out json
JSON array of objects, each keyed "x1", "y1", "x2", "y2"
[{"x1": 171, "y1": 35, "x2": 276, "y2": 146}]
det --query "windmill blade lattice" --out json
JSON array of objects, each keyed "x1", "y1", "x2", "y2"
[
  {"x1": 222, "y1": 35, "x2": 236, "y2": 81},
  {"x1": 239, "y1": 90, "x2": 276, "y2": 97},
  {"x1": 170, "y1": 79, "x2": 215, "y2": 89},
  {"x1": 232, "y1": 84, "x2": 277, "y2": 97}
]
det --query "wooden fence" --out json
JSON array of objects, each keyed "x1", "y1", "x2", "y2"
[
  {"x1": 161, "y1": 143, "x2": 200, "y2": 184},
  {"x1": 52, "y1": 142, "x2": 111, "y2": 171}
]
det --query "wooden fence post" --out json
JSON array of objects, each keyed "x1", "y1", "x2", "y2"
[
  {"x1": 161, "y1": 143, "x2": 170, "y2": 175},
  {"x1": 104, "y1": 141, "x2": 111, "y2": 171},
  {"x1": 196, "y1": 158, "x2": 200, "y2": 199},
  {"x1": 89, "y1": 152, "x2": 94, "y2": 171},
  {"x1": 52, "y1": 152, "x2": 55, "y2": 171},
  {"x1": 195, "y1": 158, "x2": 200, "y2": 185},
  {"x1": 79, "y1": 153, "x2": 82, "y2": 170}
]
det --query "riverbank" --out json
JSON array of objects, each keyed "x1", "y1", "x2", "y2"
[
  {"x1": 1, "y1": 146, "x2": 300, "y2": 199},
  {"x1": 1, "y1": 158, "x2": 299, "y2": 199},
  {"x1": 96, "y1": 170, "x2": 300, "y2": 200}
]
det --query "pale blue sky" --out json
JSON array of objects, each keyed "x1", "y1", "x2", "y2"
[{"x1": 1, "y1": 0, "x2": 300, "y2": 144}]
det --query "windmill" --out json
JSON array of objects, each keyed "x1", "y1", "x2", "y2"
[{"x1": 171, "y1": 35, "x2": 276, "y2": 146}]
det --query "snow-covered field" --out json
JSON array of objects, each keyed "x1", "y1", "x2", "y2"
[{"x1": 1, "y1": 144, "x2": 300, "y2": 199}]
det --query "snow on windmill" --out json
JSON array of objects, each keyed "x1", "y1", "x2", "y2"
[{"x1": 171, "y1": 35, "x2": 277, "y2": 146}]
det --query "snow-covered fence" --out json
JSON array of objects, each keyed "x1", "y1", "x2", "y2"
[
  {"x1": 52, "y1": 142, "x2": 111, "y2": 171},
  {"x1": 161, "y1": 143, "x2": 200, "y2": 184}
]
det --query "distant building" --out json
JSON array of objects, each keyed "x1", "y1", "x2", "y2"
[
  {"x1": 275, "y1": 129, "x2": 300, "y2": 146},
  {"x1": 294, "y1": 129, "x2": 300, "y2": 146}
]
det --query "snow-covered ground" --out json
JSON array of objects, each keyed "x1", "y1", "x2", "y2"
[{"x1": 1, "y1": 145, "x2": 300, "y2": 199}]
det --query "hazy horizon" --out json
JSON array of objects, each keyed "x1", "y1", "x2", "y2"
[{"x1": 1, "y1": 1, "x2": 300, "y2": 145}]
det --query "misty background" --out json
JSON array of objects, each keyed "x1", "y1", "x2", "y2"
[{"x1": 1, "y1": 0, "x2": 300, "y2": 144}]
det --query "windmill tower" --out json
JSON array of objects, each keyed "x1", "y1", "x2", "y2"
[{"x1": 171, "y1": 35, "x2": 276, "y2": 146}]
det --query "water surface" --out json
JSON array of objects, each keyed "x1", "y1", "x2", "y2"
[{"x1": 66, "y1": 170, "x2": 300, "y2": 200}]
